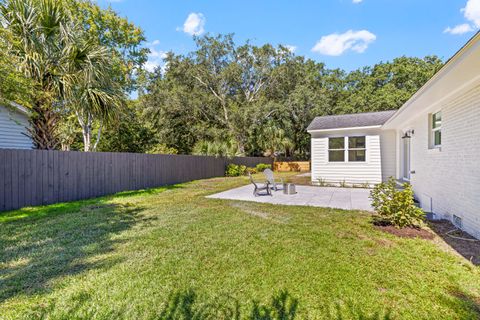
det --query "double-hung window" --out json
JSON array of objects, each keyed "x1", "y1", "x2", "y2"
[
  {"x1": 328, "y1": 136, "x2": 366, "y2": 162},
  {"x1": 348, "y1": 136, "x2": 366, "y2": 162},
  {"x1": 431, "y1": 111, "x2": 442, "y2": 148},
  {"x1": 328, "y1": 137, "x2": 345, "y2": 162}
]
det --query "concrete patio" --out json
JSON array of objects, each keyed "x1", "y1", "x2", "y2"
[{"x1": 207, "y1": 184, "x2": 373, "y2": 211}]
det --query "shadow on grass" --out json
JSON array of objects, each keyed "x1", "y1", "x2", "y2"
[
  {"x1": 436, "y1": 287, "x2": 480, "y2": 319},
  {"x1": 0, "y1": 201, "x2": 144, "y2": 303},
  {"x1": 150, "y1": 289, "x2": 393, "y2": 320},
  {"x1": 0, "y1": 184, "x2": 182, "y2": 224},
  {"x1": 427, "y1": 220, "x2": 480, "y2": 266},
  {"x1": 132, "y1": 289, "x2": 298, "y2": 320}
]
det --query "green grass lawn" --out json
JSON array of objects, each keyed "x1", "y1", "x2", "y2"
[{"x1": 1, "y1": 174, "x2": 479, "y2": 319}]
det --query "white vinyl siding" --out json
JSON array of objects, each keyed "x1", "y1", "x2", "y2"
[
  {"x1": 0, "y1": 105, "x2": 33, "y2": 149},
  {"x1": 380, "y1": 130, "x2": 396, "y2": 181},
  {"x1": 311, "y1": 129, "x2": 393, "y2": 185}
]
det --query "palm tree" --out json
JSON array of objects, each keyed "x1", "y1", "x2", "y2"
[
  {"x1": 1, "y1": 0, "x2": 72, "y2": 149},
  {"x1": 259, "y1": 124, "x2": 294, "y2": 158},
  {"x1": 192, "y1": 139, "x2": 243, "y2": 158},
  {"x1": 63, "y1": 37, "x2": 124, "y2": 151},
  {"x1": 1, "y1": 0, "x2": 123, "y2": 151}
]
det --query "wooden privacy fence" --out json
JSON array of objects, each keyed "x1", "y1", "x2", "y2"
[
  {"x1": 0, "y1": 149, "x2": 272, "y2": 212},
  {"x1": 273, "y1": 161, "x2": 310, "y2": 172}
]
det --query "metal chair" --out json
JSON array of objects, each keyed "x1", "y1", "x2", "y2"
[
  {"x1": 263, "y1": 168, "x2": 284, "y2": 191},
  {"x1": 248, "y1": 172, "x2": 271, "y2": 197}
]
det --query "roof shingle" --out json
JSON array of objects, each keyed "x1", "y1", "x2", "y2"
[{"x1": 307, "y1": 110, "x2": 397, "y2": 131}]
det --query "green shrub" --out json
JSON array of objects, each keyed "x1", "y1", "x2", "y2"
[
  {"x1": 246, "y1": 167, "x2": 257, "y2": 174},
  {"x1": 317, "y1": 178, "x2": 327, "y2": 187},
  {"x1": 147, "y1": 144, "x2": 178, "y2": 154},
  {"x1": 369, "y1": 177, "x2": 425, "y2": 228},
  {"x1": 225, "y1": 164, "x2": 247, "y2": 177},
  {"x1": 255, "y1": 163, "x2": 272, "y2": 172}
]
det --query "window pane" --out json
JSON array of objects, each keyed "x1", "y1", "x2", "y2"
[
  {"x1": 434, "y1": 130, "x2": 441, "y2": 146},
  {"x1": 329, "y1": 137, "x2": 344, "y2": 149},
  {"x1": 349, "y1": 136, "x2": 366, "y2": 149},
  {"x1": 432, "y1": 112, "x2": 442, "y2": 129},
  {"x1": 349, "y1": 150, "x2": 366, "y2": 162},
  {"x1": 329, "y1": 150, "x2": 345, "y2": 162}
]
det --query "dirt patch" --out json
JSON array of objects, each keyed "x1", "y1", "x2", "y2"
[
  {"x1": 428, "y1": 220, "x2": 480, "y2": 265},
  {"x1": 375, "y1": 225, "x2": 435, "y2": 240},
  {"x1": 228, "y1": 202, "x2": 290, "y2": 224}
]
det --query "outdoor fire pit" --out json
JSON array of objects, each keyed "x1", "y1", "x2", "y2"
[{"x1": 283, "y1": 183, "x2": 297, "y2": 195}]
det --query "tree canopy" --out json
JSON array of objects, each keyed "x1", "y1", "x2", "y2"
[{"x1": 140, "y1": 35, "x2": 443, "y2": 158}]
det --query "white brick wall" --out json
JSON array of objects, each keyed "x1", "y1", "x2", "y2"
[{"x1": 408, "y1": 84, "x2": 480, "y2": 238}]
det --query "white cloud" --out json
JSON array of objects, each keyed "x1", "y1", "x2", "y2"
[
  {"x1": 285, "y1": 45, "x2": 297, "y2": 53},
  {"x1": 144, "y1": 40, "x2": 167, "y2": 72},
  {"x1": 463, "y1": 0, "x2": 480, "y2": 27},
  {"x1": 352, "y1": 0, "x2": 363, "y2": 3},
  {"x1": 444, "y1": 0, "x2": 480, "y2": 35},
  {"x1": 311, "y1": 30, "x2": 376, "y2": 56},
  {"x1": 444, "y1": 23, "x2": 474, "y2": 35},
  {"x1": 181, "y1": 13, "x2": 206, "y2": 36}
]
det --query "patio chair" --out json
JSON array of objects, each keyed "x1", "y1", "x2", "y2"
[
  {"x1": 263, "y1": 169, "x2": 284, "y2": 191},
  {"x1": 248, "y1": 172, "x2": 271, "y2": 197}
]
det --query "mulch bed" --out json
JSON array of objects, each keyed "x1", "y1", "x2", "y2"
[
  {"x1": 428, "y1": 220, "x2": 480, "y2": 265},
  {"x1": 375, "y1": 225, "x2": 435, "y2": 240},
  {"x1": 376, "y1": 219, "x2": 480, "y2": 265}
]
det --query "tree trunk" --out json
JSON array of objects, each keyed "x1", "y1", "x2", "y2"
[
  {"x1": 28, "y1": 100, "x2": 59, "y2": 150},
  {"x1": 92, "y1": 121, "x2": 102, "y2": 152},
  {"x1": 77, "y1": 112, "x2": 102, "y2": 152}
]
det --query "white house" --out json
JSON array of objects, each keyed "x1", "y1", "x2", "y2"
[
  {"x1": 308, "y1": 32, "x2": 480, "y2": 238},
  {"x1": 0, "y1": 103, "x2": 33, "y2": 149}
]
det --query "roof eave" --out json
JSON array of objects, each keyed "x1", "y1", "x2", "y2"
[
  {"x1": 383, "y1": 30, "x2": 480, "y2": 129},
  {"x1": 308, "y1": 125, "x2": 382, "y2": 133}
]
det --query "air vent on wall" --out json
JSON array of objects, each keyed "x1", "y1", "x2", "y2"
[{"x1": 453, "y1": 215, "x2": 462, "y2": 228}]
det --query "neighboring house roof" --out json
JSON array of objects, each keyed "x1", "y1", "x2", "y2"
[
  {"x1": 0, "y1": 104, "x2": 33, "y2": 149},
  {"x1": 8, "y1": 101, "x2": 29, "y2": 115},
  {"x1": 307, "y1": 110, "x2": 397, "y2": 132}
]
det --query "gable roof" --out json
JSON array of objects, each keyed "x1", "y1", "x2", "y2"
[
  {"x1": 307, "y1": 110, "x2": 397, "y2": 132},
  {"x1": 0, "y1": 101, "x2": 29, "y2": 115}
]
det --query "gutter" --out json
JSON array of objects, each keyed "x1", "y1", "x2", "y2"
[{"x1": 308, "y1": 125, "x2": 382, "y2": 133}]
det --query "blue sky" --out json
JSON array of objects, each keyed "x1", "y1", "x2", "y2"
[{"x1": 99, "y1": 0, "x2": 480, "y2": 72}]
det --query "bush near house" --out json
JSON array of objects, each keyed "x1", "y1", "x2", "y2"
[{"x1": 370, "y1": 177, "x2": 425, "y2": 228}]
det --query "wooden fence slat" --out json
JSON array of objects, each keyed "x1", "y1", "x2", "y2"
[
  {"x1": 0, "y1": 150, "x2": 5, "y2": 211},
  {"x1": 11, "y1": 150, "x2": 19, "y2": 209},
  {"x1": 34, "y1": 150, "x2": 42, "y2": 206},
  {"x1": 0, "y1": 149, "x2": 272, "y2": 212}
]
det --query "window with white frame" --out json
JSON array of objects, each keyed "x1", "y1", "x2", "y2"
[
  {"x1": 328, "y1": 137, "x2": 345, "y2": 162},
  {"x1": 348, "y1": 136, "x2": 366, "y2": 161},
  {"x1": 328, "y1": 136, "x2": 366, "y2": 162},
  {"x1": 430, "y1": 111, "x2": 442, "y2": 148}
]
